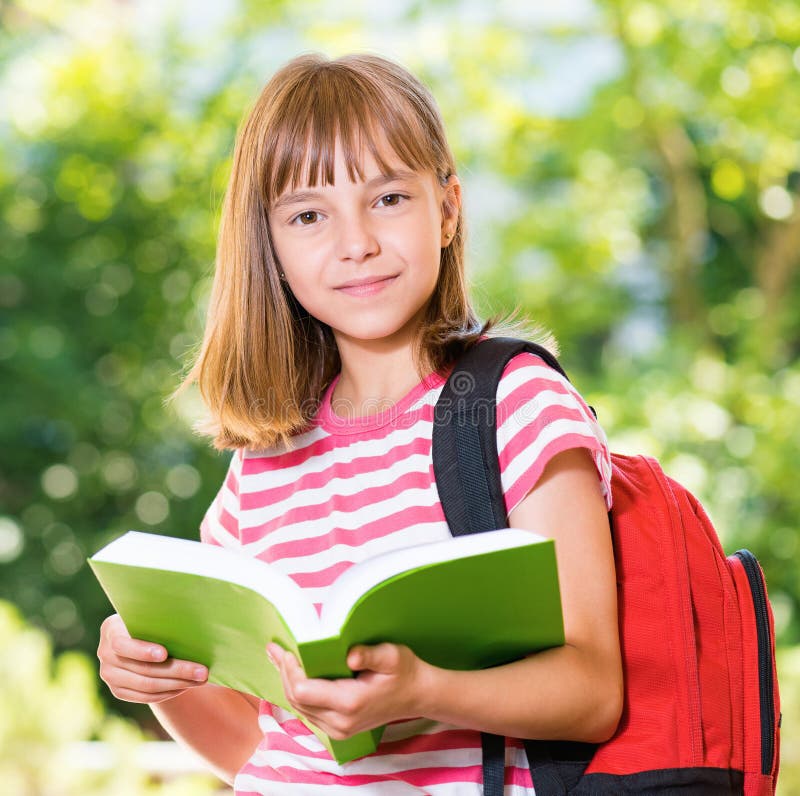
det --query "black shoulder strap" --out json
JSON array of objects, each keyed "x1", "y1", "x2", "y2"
[
  {"x1": 431, "y1": 336, "x2": 594, "y2": 796},
  {"x1": 432, "y1": 336, "x2": 567, "y2": 536}
]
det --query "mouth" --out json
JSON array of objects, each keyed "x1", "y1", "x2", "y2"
[{"x1": 334, "y1": 274, "x2": 399, "y2": 296}]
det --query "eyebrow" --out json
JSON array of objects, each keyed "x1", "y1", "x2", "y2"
[{"x1": 271, "y1": 169, "x2": 420, "y2": 212}]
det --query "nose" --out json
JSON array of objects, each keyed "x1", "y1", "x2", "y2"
[{"x1": 336, "y1": 210, "x2": 379, "y2": 263}]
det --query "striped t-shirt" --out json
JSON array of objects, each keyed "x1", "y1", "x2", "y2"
[{"x1": 200, "y1": 352, "x2": 613, "y2": 795}]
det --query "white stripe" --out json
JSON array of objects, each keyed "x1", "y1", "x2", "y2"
[
  {"x1": 234, "y1": 771, "x2": 473, "y2": 794},
  {"x1": 217, "y1": 480, "x2": 241, "y2": 516},
  {"x1": 245, "y1": 423, "x2": 330, "y2": 460},
  {"x1": 497, "y1": 389, "x2": 592, "y2": 439},
  {"x1": 240, "y1": 477, "x2": 440, "y2": 552},
  {"x1": 500, "y1": 417, "x2": 605, "y2": 490},
  {"x1": 407, "y1": 384, "x2": 445, "y2": 413},
  {"x1": 247, "y1": 745, "x2": 481, "y2": 775},
  {"x1": 202, "y1": 497, "x2": 240, "y2": 548},
  {"x1": 244, "y1": 513, "x2": 448, "y2": 570},
  {"x1": 496, "y1": 359, "x2": 568, "y2": 401},
  {"x1": 242, "y1": 420, "x2": 434, "y2": 496}
]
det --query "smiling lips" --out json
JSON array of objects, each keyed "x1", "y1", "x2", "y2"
[{"x1": 335, "y1": 274, "x2": 398, "y2": 297}]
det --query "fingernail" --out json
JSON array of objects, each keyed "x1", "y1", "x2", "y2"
[
  {"x1": 150, "y1": 647, "x2": 165, "y2": 661},
  {"x1": 193, "y1": 667, "x2": 207, "y2": 681}
]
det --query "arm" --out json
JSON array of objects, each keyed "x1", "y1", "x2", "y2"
[
  {"x1": 268, "y1": 447, "x2": 623, "y2": 744},
  {"x1": 418, "y1": 446, "x2": 622, "y2": 742},
  {"x1": 151, "y1": 685, "x2": 262, "y2": 784},
  {"x1": 98, "y1": 614, "x2": 262, "y2": 785}
]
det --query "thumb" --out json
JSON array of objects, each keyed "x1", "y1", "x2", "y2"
[{"x1": 347, "y1": 643, "x2": 399, "y2": 673}]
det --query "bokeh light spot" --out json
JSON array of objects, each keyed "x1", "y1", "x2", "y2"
[
  {"x1": 711, "y1": 160, "x2": 745, "y2": 201},
  {"x1": 759, "y1": 185, "x2": 794, "y2": 220},
  {"x1": 0, "y1": 517, "x2": 24, "y2": 563},
  {"x1": 720, "y1": 66, "x2": 751, "y2": 98},
  {"x1": 41, "y1": 464, "x2": 79, "y2": 500},
  {"x1": 135, "y1": 491, "x2": 170, "y2": 525},
  {"x1": 166, "y1": 464, "x2": 201, "y2": 499},
  {"x1": 101, "y1": 451, "x2": 138, "y2": 491}
]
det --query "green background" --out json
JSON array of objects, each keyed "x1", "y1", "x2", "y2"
[{"x1": 1, "y1": 0, "x2": 798, "y2": 791}]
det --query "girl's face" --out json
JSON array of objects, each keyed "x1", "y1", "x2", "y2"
[{"x1": 267, "y1": 140, "x2": 461, "y2": 350}]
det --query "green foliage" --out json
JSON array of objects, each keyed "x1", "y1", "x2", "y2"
[
  {"x1": 0, "y1": 0, "x2": 798, "y2": 740},
  {"x1": 0, "y1": 600, "x2": 222, "y2": 794},
  {"x1": 777, "y1": 646, "x2": 800, "y2": 795}
]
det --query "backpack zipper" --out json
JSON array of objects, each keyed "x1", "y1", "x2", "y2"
[{"x1": 733, "y1": 549, "x2": 775, "y2": 776}]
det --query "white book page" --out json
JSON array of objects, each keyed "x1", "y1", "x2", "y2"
[
  {"x1": 92, "y1": 531, "x2": 321, "y2": 637},
  {"x1": 316, "y1": 527, "x2": 547, "y2": 639}
]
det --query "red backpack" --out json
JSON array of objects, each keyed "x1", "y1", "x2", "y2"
[{"x1": 431, "y1": 337, "x2": 781, "y2": 795}]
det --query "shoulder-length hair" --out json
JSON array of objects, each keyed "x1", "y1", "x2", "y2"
[{"x1": 178, "y1": 52, "x2": 552, "y2": 450}]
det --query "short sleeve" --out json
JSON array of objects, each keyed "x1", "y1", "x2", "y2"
[
  {"x1": 199, "y1": 449, "x2": 243, "y2": 548},
  {"x1": 496, "y1": 352, "x2": 613, "y2": 516}
]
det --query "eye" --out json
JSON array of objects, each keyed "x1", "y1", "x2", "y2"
[
  {"x1": 291, "y1": 210, "x2": 319, "y2": 226},
  {"x1": 376, "y1": 193, "x2": 407, "y2": 208}
]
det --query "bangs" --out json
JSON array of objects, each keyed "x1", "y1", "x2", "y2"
[{"x1": 260, "y1": 62, "x2": 446, "y2": 207}]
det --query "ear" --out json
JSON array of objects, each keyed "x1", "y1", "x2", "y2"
[{"x1": 440, "y1": 175, "x2": 462, "y2": 246}]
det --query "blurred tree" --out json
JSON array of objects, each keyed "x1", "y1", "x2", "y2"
[
  {"x1": 0, "y1": 600, "x2": 223, "y2": 793},
  {"x1": 0, "y1": 0, "x2": 292, "y2": 726}
]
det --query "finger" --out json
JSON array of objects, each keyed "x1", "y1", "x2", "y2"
[
  {"x1": 347, "y1": 643, "x2": 399, "y2": 673},
  {"x1": 106, "y1": 657, "x2": 208, "y2": 684},
  {"x1": 290, "y1": 673, "x2": 351, "y2": 713},
  {"x1": 102, "y1": 662, "x2": 206, "y2": 694},
  {"x1": 110, "y1": 634, "x2": 169, "y2": 663},
  {"x1": 111, "y1": 686, "x2": 188, "y2": 704},
  {"x1": 280, "y1": 651, "x2": 304, "y2": 704},
  {"x1": 266, "y1": 643, "x2": 283, "y2": 665}
]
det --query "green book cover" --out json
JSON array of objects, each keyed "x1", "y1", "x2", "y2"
[{"x1": 88, "y1": 527, "x2": 564, "y2": 763}]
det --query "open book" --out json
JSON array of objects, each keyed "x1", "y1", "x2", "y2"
[{"x1": 89, "y1": 528, "x2": 564, "y2": 763}]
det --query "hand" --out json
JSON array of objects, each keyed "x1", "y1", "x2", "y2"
[
  {"x1": 97, "y1": 614, "x2": 208, "y2": 704},
  {"x1": 266, "y1": 641, "x2": 433, "y2": 740}
]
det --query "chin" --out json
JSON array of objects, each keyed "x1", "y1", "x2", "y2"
[{"x1": 334, "y1": 316, "x2": 420, "y2": 344}]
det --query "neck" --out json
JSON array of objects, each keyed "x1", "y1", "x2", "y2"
[{"x1": 331, "y1": 335, "x2": 424, "y2": 417}]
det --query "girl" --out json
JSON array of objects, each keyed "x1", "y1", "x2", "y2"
[{"x1": 97, "y1": 52, "x2": 622, "y2": 794}]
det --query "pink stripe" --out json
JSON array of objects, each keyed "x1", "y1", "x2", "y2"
[
  {"x1": 376, "y1": 728, "x2": 480, "y2": 755},
  {"x1": 500, "y1": 403, "x2": 591, "y2": 466},
  {"x1": 497, "y1": 375, "x2": 574, "y2": 428},
  {"x1": 261, "y1": 705, "x2": 315, "y2": 735},
  {"x1": 237, "y1": 762, "x2": 483, "y2": 787},
  {"x1": 239, "y1": 473, "x2": 439, "y2": 547},
  {"x1": 218, "y1": 505, "x2": 239, "y2": 536},
  {"x1": 243, "y1": 405, "x2": 436, "y2": 476},
  {"x1": 226, "y1": 459, "x2": 240, "y2": 497},
  {"x1": 290, "y1": 558, "x2": 353, "y2": 589},
  {"x1": 242, "y1": 468, "x2": 431, "y2": 527},
  {"x1": 241, "y1": 436, "x2": 431, "y2": 511},
  {"x1": 260, "y1": 731, "x2": 332, "y2": 758},
  {"x1": 243, "y1": 502, "x2": 443, "y2": 561},
  {"x1": 503, "y1": 434, "x2": 604, "y2": 513},
  {"x1": 499, "y1": 351, "x2": 598, "y2": 425},
  {"x1": 237, "y1": 763, "x2": 532, "y2": 790},
  {"x1": 199, "y1": 518, "x2": 221, "y2": 546},
  {"x1": 507, "y1": 764, "x2": 535, "y2": 786}
]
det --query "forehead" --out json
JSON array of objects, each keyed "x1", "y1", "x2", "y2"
[
  {"x1": 293, "y1": 140, "x2": 422, "y2": 191},
  {"x1": 264, "y1": 109, "x2": 437, "y2": 207}
]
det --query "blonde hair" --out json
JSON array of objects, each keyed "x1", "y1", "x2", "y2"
[{"x1": 179, "y1": 52, "x2": 552, "y2": 450}]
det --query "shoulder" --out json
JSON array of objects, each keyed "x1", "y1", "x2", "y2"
[
  {"x1": 494, "y1": 351, "x2": 613, "y2": 513},
  {"x1": 496, "y1": 350, "x2": 595, "y2": 424}
]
